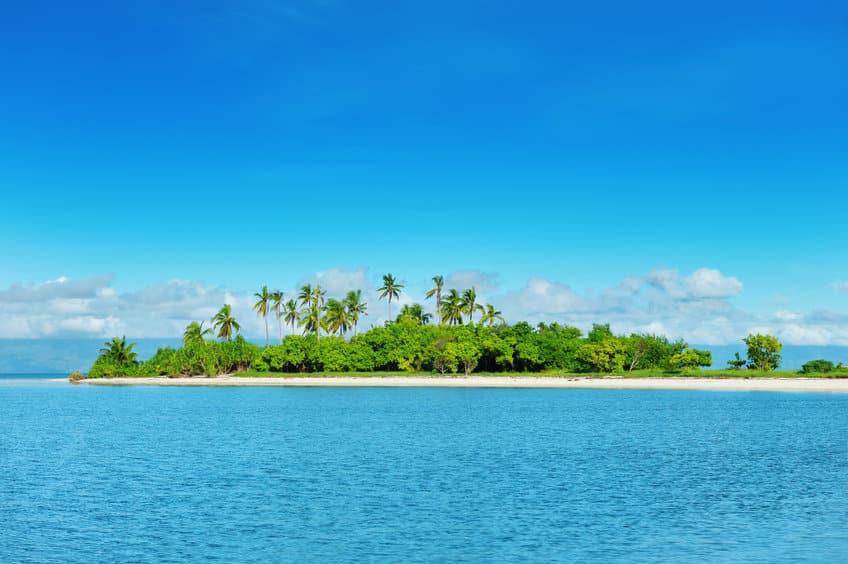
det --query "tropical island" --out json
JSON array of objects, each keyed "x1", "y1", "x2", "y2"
[{"x1": 78, "y1": 274, "x2": 847, "y2": 383}]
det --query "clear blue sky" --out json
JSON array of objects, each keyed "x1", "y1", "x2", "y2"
[{"x1": 1, "y1": 1, "x2": 846, "y2": 342}]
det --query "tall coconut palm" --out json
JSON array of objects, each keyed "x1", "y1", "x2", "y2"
[
  {"x1": 212, "y1": 304, "x2": 240, "y2": 341},
  {"x1": 324, "y1": 298, "x2": 351, "y2": 337},
  {"x1": 297, "y1": 284, "x2": 326, "y2": 338},
  {"x1": 299, "y1": 306, "x2": 322, "y2": 337},
  {"x1": 440, "y1": 289, "x2": 464, "y2": 326},
  {"x1": 270, "y1": 290, "x2": 284, "y2": 344},
  {"x1": 480, "y1": 304, "x2": 506, "y2": 327},
  {"x1": 183, "y1": 321, "x2": 212, "y2": 348},
  {"x1": 424, "y1": 275, "x2": 444, "y2": 324},
  {"x1": 282, "y1": 299, "x2": 300, "y2": 335},
  {"x1": 253, "y1": 285, "x2": 272, "y2": 347},
  {"x1": 377, "y1": 273, "x2": 404, "y2": 322},
  {"x1": 297, "y1": 284, "x2": 314, "y2": 309},
  {"x1": 344, "y1": 289, "x2": 368, "y2": 336},
  {"x1": 99, "y1": 336, "x2": 138, "y2": 364},
  {"x1": 461, "y1": 287, "x2": 484, "y2": 323}
]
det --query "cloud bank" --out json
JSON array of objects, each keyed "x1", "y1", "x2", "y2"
[{"x1": 0, "y1": 268, "x2": 845, "y2": 345}]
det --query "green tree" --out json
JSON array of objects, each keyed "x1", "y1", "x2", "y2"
[
  {"x1": 587, "y1": 323, "x2": 614, "y2": 343},
  {"x1": 460, "y1": 287, "x2": 484, "y2": 323},
  {"x1": 270, "y1": 290, "x2": 284, "y2": 344},
  {"x1": 480, "y1": 304, "x2": 505, "y2": 327},
  {"x1": 440, "y1": 289, "x2": 464, "y2": 326},
  {"x1": 397, "y1": 303, "x2": 432, "y2": 325},
  {"x1": 344, "y1": 289, "x2": 368, "y2": 335},
  {"x1": 211, "y1": 304, "x2": 240, "y2": 342},
  {"x1": 575, "y1": 340, "x2": 627, "y2": 373},
  {"x1": 424, "y1": 275, "x2": 444, "y2": 324},
  {"x1": 800, "y1": 359, "x2": 836, "y2": 374},
  {"x1": 669, "y1": 348, "x2": 712, "y2": 370},
  {"x1": 324, "y1": 298, "x2": 351, "y2": 337},
  {"x1": 183, "y1": 321, "x2": 212, "y2": 348},
  {"x1": 283, "y1": 299, "x2": 300, "y2": 336},
  {"x1": 253, "y1": 285, "x2": 272, "y2": 347},
  {"x1": 99, "y1": 336, "x2": 138, "y2": 364},
  {"x1": 446, "y1": 327, "x2": 481, "y2": 375},
  {"x1": 298, "y1": 284, "x2": 326, "y2": 338},
  {"x1": 377, "y1": 273, "x2": 404, "y2": 321},
  {"x1": 727, "y1": 352, "x2": 747, "y2": 370},
  {"x1": 743, "y1": 333, "x2": 782, "y2": 371}
]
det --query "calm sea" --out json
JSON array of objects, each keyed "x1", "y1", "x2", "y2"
[{"x1": 1, "y1": 376, "x2": 846, "y2": 562}]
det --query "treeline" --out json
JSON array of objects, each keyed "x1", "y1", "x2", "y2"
[
  {"x1": 86, "y1": 271, "x2": 844, "y2": 378},
  {"x1": 88, "y1": 321, "x2": 714, "y2": 377}
]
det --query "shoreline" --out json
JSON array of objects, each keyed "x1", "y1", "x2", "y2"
[{"x1": 78, "y1": 375, "x2": 848, "y2": 393}]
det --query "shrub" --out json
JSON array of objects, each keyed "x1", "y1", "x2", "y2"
[{"x1": 800, "y1": 359, "x2": 835, "y2": 374}]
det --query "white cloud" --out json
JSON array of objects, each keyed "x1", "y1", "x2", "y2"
[
  {"x1": 493, "y1": 268, "x2": 844, "y2": 345},
  {"x1": 445, "y1": 270, "x2": 500, "y2": 294},
  {"x1": 773, "y1": 310, "x2": 801, "y2": 321},
  {"x1": 645, "y1": 268, "x2": 743, "y2": 299},
  {"x1": 0, "y1": 268, "x2": 846, "y2": 345}
]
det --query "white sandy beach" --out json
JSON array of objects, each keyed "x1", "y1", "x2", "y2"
[{"x1": 78, "y1": 376, "x2": 848, "y2": 393}]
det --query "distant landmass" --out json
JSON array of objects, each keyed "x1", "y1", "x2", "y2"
[{"x1": 0, "y1": 339, "x2": 846, "y2": 374}]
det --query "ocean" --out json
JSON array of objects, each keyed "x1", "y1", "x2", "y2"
[{"x1": 1, "y1": 377, "x2": 846, "y2": 562}]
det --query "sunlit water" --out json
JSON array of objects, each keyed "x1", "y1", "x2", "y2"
[{"x1": 1, "y1": 376, "x2": 846, "y2": 562}]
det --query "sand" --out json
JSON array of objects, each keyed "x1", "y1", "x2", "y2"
[{"x1": 79, "y1": 375, "x2": 848, "y2": 393}]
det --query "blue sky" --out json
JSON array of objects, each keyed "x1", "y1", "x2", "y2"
[{"x1": 1, "y1": 1, "x2": 846, "y2": 343}]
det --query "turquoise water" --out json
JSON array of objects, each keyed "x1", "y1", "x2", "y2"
[{"x1": 1, "y1": 378, "x2": 846, "y2": 562}]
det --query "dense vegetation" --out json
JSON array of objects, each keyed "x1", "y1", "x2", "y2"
[
  {"x1": 89, "y1": 321, "x2": 714, "y2": 377},
  {"x1": 85, "y1": 273, "x2": 843, "y2": 378}
]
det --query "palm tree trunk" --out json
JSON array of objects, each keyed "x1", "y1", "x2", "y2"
[{"x1": 265, "y1": 315, "x2": 269, "y2": 347}]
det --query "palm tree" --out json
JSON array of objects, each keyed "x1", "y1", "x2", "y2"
[
  {"x1": 283, "y1": 299, "x2": 300, "y2": 335},
  {"x1": 440, "y1": 289, "x2": 464, "y2": 326},
  {"x1": 99, "y1": 336, "x2": 138, "y2": 364},
  {"x1": 183, "y1": 321, "x2": 212, "y2": 348},
  {"x1": 377, "y1": 273, "x2": 404, "y2": 322},
  {"x1": 480, "y1": 304, "x2": 506, "y2": 327},
  {"x1": 424, "y1": 275, "x2": 444, "y2": 324},
  {"x1": 270, "y1": 290, "x2": 284, "y2": 344},
  {"x1": 324, "y1": 298, "x2": 351, "y2": 337},
  {"x1": 398, "y1": 303, "x2": 432, "y2": 325},
  {"x1": 297, "y1": 284, "x2": 314, "y2": 310},
  {"x1": 344, "y1": 289, "x2": 368, "y2": 336},
  {"x1": 211, "y1": 304, "x2": 240, "y2": 341},
  {"x1": 253, "y1": 285, "x2": 272, "y2": 347},
  {"x1": 297, "y1": 284, "x2": 326, "y2": 338},
  {"x1": 461, "y1": 287, "x2": 484, "y2": 323},
  {"x1": 299, "y1": 306, "x2": 322, "y2": 337}
]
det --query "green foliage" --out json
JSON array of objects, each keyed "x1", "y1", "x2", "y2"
[
  {"x1": 397, "y1": 303, "x2": 432, "y2": 325},
  {"x1": 744, "y1": 334, "x2": 782, "y2": 371},
  {"x1": 87, "y1": 320, "x2": 846, "y2": 379},
  {"x1": 99, "y1": 336, "x2": 138, "y2": 364},
  {"x1": 574, "y1": 339, "x2": 628, "y2": 373},
  {"x1": 623, "y1": 335, "x2": 686, "y2": 371},
  {"x1": 211, "y1": 304, "x2": 240, "y2": 341},
  {"x1": 727, "y1": 352, "x2": 747, "y2": 370},
  {"x1": 377, "y1": 273, "x2": 404, "y2": 320},
  {"x1": 800, "y1": 359, "x2": 835, "y2": 374},
  {"x1": 587, "y1": 323, "x2": 614, "y2": 343},
  {"x1": 669, "y1": 348, "x2": 712, "y2": 370}
]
